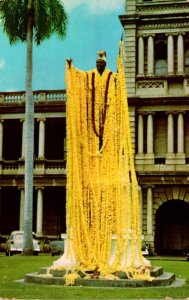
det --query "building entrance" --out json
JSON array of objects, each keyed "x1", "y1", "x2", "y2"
[{"x1": 155, "y1": 200, "x2": 189, "y2": 254}]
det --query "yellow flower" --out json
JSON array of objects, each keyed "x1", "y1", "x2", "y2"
[{"x1": 64, "y1": 41, "x2": 152, "y2": 280}]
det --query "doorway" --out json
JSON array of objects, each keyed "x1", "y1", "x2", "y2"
[{"x1": 155, "y1": 200, "x2": 189, "y2": 254}]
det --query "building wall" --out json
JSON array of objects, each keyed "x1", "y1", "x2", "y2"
[
  {"x1": 0, "y1": 91, "x2": 67, "y2": 238},
  {"x1": 120, "y1": 0, "x2": 189, "y2": 253},
  {"x1": 1, "y1": 1, "x2": 189, "y2": 254}
]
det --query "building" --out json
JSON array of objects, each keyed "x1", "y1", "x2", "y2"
[
  {"x1": 0, "y1": 90, "x2": 67, "y2": 238},
  {"x1": 120, "y1": 0, "x2": 189, "y2": 254},
  {"x1": 1, "y1": 0, "x2": 189, "y2": 254}
]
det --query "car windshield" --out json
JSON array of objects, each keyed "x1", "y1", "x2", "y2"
[{"x1": 13, "y1": 233, "x2": 23, "y2": 240}]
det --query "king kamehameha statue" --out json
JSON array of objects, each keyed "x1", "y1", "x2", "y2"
[{"x1": 52, "y1": 43, "x2": 152, "y2": 283}]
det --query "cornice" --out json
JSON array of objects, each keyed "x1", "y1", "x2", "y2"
[
  {"x1": 128, "y1": 95, "x2": 189, "y2": 107},
  {"x1": 137, "y1": 3, "x2": 189, "y2": 14},
  {"x1": 0, "y1": 101, "x2": 66, "y2": 114},
  {"x1": 138, "y1": 20, "x2": 189, "y2": 31}
]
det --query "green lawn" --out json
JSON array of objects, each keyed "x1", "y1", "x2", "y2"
[{"x1": 0, "y1": 254, "x2": 189, "y2": 299}]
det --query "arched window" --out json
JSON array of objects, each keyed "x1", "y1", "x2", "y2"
[{"x1": 155, "y1": 40, "x2": 167, "y2": 76}]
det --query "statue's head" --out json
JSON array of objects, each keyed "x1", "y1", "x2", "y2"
[{"x1": 96, "y1": 50, "x2": 107, "y2": 74}]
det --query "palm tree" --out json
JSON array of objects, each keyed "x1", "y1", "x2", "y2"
[{"x1": 0, "y1": 0, "x2": 68, "y2": 255}]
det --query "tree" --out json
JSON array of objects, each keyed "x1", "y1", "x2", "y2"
[{"x1": 0, "y1": 0, "x2": 68, "y2": 255}]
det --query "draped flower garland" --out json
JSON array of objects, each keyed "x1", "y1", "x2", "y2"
[{"x1": 52, "y1": 42, "x2": 152, "y2": 282}]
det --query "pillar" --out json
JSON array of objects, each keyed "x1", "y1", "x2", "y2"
[
  {"x1": 19, "y1": 188, "x2": 25, "y2": 230},
  {"x1": 147, "y1": 35, "x2": 154, "y2": 76},
  {"x1": 38, "y1": 119, "x2": 46, "y2": 158},
  {"x1": 177, "y1": 112, "x2": 184, "y2": 154},
  {"x1": 147, "y1": 113, "x2": 154, "y2": 154},
  {"x1": 64, "y1": 137, "x2": 67, "y2": 160},
  {"x1": 177, "y1": 34, "x2": 184, "y2": 75},
  {"x1": 167, "y1": 34, "x2": 174, "y2": 75},
  {"x1": 147, "y1": 186, "x2": 153, "y2": 236},
  {"x1": 0, "y1": 120, "x2": 3, "y2": 159},
  {"x1": 138, "y1": 114, "x2": 144, "y2": 154},
  {"x1": 36, "y1": 187, "x2": 43, "y2": 236},
  {"x1": 167, "y1": 113, "x2": 174, "y2": 154},
  {"x1": 138, "y1": 36, "x2": 144, "y2": 76}
]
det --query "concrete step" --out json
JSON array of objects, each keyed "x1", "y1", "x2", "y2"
[
  {"x1": 25, "y1": 270, "x2": 175, "y2": 287},
  {"x1": 38, "y1": 266, "x2": 164, "y2": 278}
]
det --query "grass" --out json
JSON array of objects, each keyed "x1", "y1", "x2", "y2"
[{"x1": 0, "y1": 254, "x2": 189, "y2": 299}]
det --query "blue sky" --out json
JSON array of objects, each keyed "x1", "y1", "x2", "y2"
[{"x1": 0, "y1": 0, "x2": 125, "y2": 92}]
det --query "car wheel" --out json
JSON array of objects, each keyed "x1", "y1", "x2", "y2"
[
  {"x1": 6, "y1": 250, "x2": 13, "y2": 256},
  {"x1": 34, "y1": 252, "x2": 39, "y2": 256}
]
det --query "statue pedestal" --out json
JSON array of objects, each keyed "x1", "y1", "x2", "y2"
[
  {"x1": 109, "y1": 234, "x2": 151, "y2": 269},
  {"x1": 53, "y1": 233, "x2": 151, "y2": 270},
  {"x1": 53, "y1": 234, "x2": 77, "y2": 269}
]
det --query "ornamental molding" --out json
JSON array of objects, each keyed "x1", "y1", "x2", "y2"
[
  {"x1": 137, "y1": 4, "x2": 189, "y2": 14},
  {"x1": 137, "y1": 81, "x2": 165, "y2": 89},
  {"x1": 138, "y1": 22, "x2": 189, "y2": 31}
]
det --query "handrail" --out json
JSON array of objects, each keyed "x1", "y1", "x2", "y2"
[{"x1": 0, "y1": 89, "x2": 66, "y2": 103}]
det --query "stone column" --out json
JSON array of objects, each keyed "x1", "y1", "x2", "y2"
[
  {"x1": 0, "y1": 120, "x2": 3, "y2": 159},
  {"x1": 147, "y1": 186, "x2": 153, "y2": 236},
  {"x1": 19, "y1": 188, "x2": 25, "y2": 230},
  {"x1": 64, "y1": 138, "x2": 67, "y2": 160},
  {"x1": 147, "y1": 35, "x2": 154, "y2": 76},
  {"x1": 36, "y1": 187, "x2": 43, "y2": 236},
  {"x1": 38, "y1": 118, "x2": 46, "y2": 159},
  {"x1": 20, "y1": 119, "x2": 25, "y2": 159},
  {"x1": 177, "y1": 112, "x2": 184, "y2": 154},
  {"x1": 167, "y1": 34, "x2": 174, "y2": 75},
  {"x1": 138, "y1": 36, "x2": 144, "y2": 76},
  {"x1": 177, "y1": 34, "x2": 184, "y2": 75},
  {"x1": 0, "y1": 120, "x2": 3, "y2": 172},
  {"x1": 147, "y1": 113, "x2": 154, "y2": 154},
  {"x1": 166, "y1": 112, "x2": 176, "y2": 163},
  {"x1": 167, "y1": 112, "x2": 174, "y2": 154},
  {"x1": 137, "y1": 114, "x2": 144, "y2": 155}
]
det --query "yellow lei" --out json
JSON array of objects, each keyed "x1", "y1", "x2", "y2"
[{"x1": 65, "y1": 42, "x2": 151, "y2": 279}]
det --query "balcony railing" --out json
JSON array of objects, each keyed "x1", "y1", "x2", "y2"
[
  {"x1": 45, "y1": 160, "x2": 66, "y2": 169},
  {"x1": 0, "y1": 90, "x2": 66, "y2": 103},
  {"x1": 1, "y1": 159, "x2": 66, "y2": 171},
  {"x1": 2, "y1": 160, "x2": 19, "y2": 170}
]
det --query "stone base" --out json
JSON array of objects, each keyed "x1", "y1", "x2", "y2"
[{"x1": 25, "y1": 266, "x2": 176, "y2": 287}]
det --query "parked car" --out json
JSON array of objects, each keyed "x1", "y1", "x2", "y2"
[
  {"x1": 183, "y1": 248, "x2": 189, "y2": 261},
  {"x1": 141, "y1": 243, "x2": 150, "y2": 256},
  {"x1": 5, "y1": 230, "x2": 40, "y2": 256},
  {"x1": 0, "y1": 235, "x2": 6, "y2": 252},
  {"x1": 49, "y1": 240, "x2": 64, "y2": 256}
]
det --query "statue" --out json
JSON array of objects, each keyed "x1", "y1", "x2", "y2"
[{"x1": 53, "y1": 42, "x2": 151, "y2": 281}]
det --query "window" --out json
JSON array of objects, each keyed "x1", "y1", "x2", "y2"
[{"x1": 155, "y1": 40, "x2": 167, "y2": 76}]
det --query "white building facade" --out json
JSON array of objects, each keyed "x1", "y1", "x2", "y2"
[
  {"x1": 120, "y1": 0, "x2": 189, "y2": 253},
  {"x1": 1, "y1": 0, "x2": 189, "y2": 254}
]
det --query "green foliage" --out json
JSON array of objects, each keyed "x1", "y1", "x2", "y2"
[
  {"x1": 0, "y1": 255, "x2": 189, "y2": 299},
  {"x1": 0, "y1": 0, "x2": 28, "y2": 43},
  {"x1": 0, "y1": 0, "x2": 68, "y2": 44}
]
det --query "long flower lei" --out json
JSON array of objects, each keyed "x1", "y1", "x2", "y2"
[
  {"x1": 53, "y1": 41, "x2": 152, "y2": 283},
  {"x1": 91, "y1": 71, "x2": 112, "y2": 137}
]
